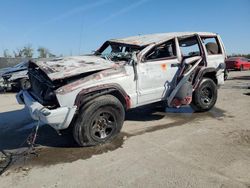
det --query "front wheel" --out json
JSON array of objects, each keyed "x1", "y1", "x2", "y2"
[
  {"x1": 191, "y1": 78, "x2": 217, "y2": 112},
  {"x1": 73, "y1": 95, "x2": 125, "y2": 146}
]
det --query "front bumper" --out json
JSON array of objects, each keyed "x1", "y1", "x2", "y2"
[{"x1": 16, "y1": 91, "x2": 77, "y2": 130}]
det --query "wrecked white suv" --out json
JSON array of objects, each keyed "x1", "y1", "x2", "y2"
[{"x1": 17, "y1": 32, "x2": 226, "y2": 146}]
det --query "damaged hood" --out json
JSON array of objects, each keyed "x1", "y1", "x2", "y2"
[{"x1": 33, "y1": 55, "x2": 116, "y2": 81}]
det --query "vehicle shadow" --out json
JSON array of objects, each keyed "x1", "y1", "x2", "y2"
[
  {"x1": 125, "y1": 105, "x2": 166, "y2": 121},
  {"x1": 0, "y1": 106, "x2": 74, "y2": 151},
  {"x1": 0, "y1": 104, "x2": 225, "y2": 151},
  {"x1": 0, "y1": 104, "x2": 186, "y2": 151},
  {"x1": 0, "y1": 104, "x2": 167, "y2": 152},
  {"x1": 230, "y1": 75, "x2": 250, "y2": 81},
  {"x1": 125, "y1": 103, "x2": 194, "y2": 121},
  {"x1": 0, "y1": 105, "x2": 227, "y2": 169}
]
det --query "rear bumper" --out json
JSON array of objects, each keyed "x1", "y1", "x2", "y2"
[{"x1": 16, "y1": 91, "x2": 77, "y2": 130}]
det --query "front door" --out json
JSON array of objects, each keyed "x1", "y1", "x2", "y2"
[{"x1": 137, "y1": 39, "x2": 180, "y2": 105}]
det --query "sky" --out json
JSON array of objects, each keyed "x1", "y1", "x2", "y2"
[{"x1": 0, "y1": 0, "x2": 249, "y2": 57}]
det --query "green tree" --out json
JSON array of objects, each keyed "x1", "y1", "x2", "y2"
[
  {"x1": 3, "y1": 49, "x2": 12, "y2": 58},
  {"x1": 37, "y1": 47, "x2": 49, "y2": 58},
  {"x1": 13, "y1": 48, "x2": 24, "y2": 57},
  {"x1": 228, "y1": 54, "x2": 250, "y2": 59},
  {"x1": 22, "y1": 44, "x2": 33, "y2": 58}
]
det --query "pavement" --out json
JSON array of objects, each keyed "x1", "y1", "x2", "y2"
[{"x1": 0, "y1": 70, "x2": 250, "y2": 188}]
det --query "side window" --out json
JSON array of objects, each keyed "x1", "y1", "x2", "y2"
[
  {"x1": 145, "y1": 39, "x2": 176, "y2": 61},
  {"x1": 241, "y1": 58, "x2": 248, "y2": 62},
  {"x1": 179, "y1": 37, "x2": 201, "y2": 57},
  {"x1": 100, "y1": 44, "x2": 123, "y2": 55},
  {"x1": 202, "y1": 37, "x2": 222, "y2": 55}
]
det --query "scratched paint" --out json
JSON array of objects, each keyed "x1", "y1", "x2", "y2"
[
  {"x1": 34, "y1": 56, "x2": 115, "y2": 81},
  {"x1": 56, "y1": 66, "x2": 127, "y2": 94},
  {"x1": 161, "y1": 64, "x2": 167, "y2": 71}
]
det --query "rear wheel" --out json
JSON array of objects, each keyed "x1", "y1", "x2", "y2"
[
  {"x1": 191, "y1": 78, "x2": 217, "y2": 112},
  {"x1": 73, "y1": 95, "x2": 125, "y2": 146}
]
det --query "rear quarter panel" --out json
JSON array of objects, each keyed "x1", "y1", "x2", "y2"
[{"x1": 205, "y1": 35, "x2": 226, "y2": 85}]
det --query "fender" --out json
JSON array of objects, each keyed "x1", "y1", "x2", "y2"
[
  {"x1": 193, "y1": 67, "x2": 217, "y2": 89},
  {"x1": 74, "y1": 83, "x2": 131, "y2": 110}
]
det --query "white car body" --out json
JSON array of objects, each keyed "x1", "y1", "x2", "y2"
[{"x1": 17, "y1": 32, "x2": 226, "y2": 130}]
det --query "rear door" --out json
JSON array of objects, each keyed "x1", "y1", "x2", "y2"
[
  {"x1": 201, "y1": 36, "x2": 226, "y2": 84},
  {"x1": 202, "y1": 36, "x2": 225, "y2": 66},
  {"x1": 137, "y1": 39, "x2": 180, "y2": 105}
]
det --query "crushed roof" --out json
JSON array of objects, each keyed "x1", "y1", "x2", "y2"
[{"x1": 109, "y1": 32, "x2": 217, "y2": 46}]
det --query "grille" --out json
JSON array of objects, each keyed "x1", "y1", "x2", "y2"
[
  {"x1": 28, "y1": 70, "x2": 58, "y2": 107},
  {"x1": 29, "y1": 73, "x2": 48, "y2": 101}
]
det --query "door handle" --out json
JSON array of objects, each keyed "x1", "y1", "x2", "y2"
[{"x1": 171, "y1": 64, "x2": 179, "y2": 67}]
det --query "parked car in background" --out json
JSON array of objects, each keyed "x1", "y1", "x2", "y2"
[
  {"x1": 0, "y1": 62, "x2": 30, "y2": 91},
  {"x1": 226, "y1": 57, "x2": 250, "y2": 71}
]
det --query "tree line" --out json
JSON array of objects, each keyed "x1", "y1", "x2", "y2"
[
  {"x1": 2, "y1": 45, "x2": 56, "y2": 58},
  {"x1": 228, "y1": 54, "x2": 250, "y2": 59}
]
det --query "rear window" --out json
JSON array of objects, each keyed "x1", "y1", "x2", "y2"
[
  {"x1": 227, "y1": 57, "x2": 239, "y2": 61},
  {"x1": 201, "y1": 37, "x2": 222, "y2": 55},
  {"x1": 241, "y1": 58, "x2": 248, "y2": 61}
]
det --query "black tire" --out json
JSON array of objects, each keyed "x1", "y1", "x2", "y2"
[
  {"x1": 240, "y1": 65, "x2": 244, "y2": 71},
  {"x1": 20, "y1": 78, "x2": 30, "y2": 90},
  {"x1": 191, "y1": 78, "x2": 217, "y2": 112},
  {"x1": 73, "y1": 95, "x2": 125, "y2": 146}
]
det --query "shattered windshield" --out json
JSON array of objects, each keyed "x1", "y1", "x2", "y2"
[{"x1": 95, "y1": 42, "x2": 143, "y2": 62}]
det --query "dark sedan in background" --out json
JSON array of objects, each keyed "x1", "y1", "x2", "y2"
[{"x1": 0, "y1": 62, "x2": 30, "y2": 91}]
